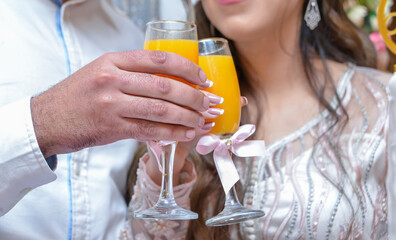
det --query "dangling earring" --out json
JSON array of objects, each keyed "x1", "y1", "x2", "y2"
[{"x1": 304, "y1": 0, "x2": 321, "y2": 30}]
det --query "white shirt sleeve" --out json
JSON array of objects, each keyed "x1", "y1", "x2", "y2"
[{"x1": 0, "y1": 97, "x2": 57, "y2": 216}]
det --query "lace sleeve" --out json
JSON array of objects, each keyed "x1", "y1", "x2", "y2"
[{"x1": 120, "y1": 154, "x2": 196, "y2": 240}]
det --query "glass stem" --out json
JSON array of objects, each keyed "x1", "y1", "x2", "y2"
[
  {"x1": 157, "y1": 142, "x2": 177, "y2": 205},
  {"x1": 223, "y1": 149, "x2": 241, "y2": 207},
  {"x1": 225, "y1": 186, "x2": 240, "y2": 207}
]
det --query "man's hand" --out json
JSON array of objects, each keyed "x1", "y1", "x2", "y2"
[{"x1": 31, "y1": 50, "x2": 221, "y2": 158}]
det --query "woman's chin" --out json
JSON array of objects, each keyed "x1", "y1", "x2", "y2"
[{"x1": 217, "y1": 26, "x2": 261, "y2": 43}]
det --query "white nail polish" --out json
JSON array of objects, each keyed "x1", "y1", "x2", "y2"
[{"x1": 207, "y1": 80, "x2": 213, "y2": 88}]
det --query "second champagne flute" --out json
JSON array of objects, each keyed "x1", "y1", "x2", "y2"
[
  {"x1": 198, "y1": 38, "x2": 265, "y2": 226},
  {"x1": 133, "y1": 20, "x2": 198, "y2": 220}
]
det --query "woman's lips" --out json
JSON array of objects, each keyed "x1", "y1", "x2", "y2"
[{"x1": 217, "y1": 0, "x2": 246, "y2": 5}]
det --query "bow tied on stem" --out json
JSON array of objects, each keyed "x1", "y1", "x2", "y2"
[{"x1": 196, "y1": 124, "x2": 267, "y2": 194}]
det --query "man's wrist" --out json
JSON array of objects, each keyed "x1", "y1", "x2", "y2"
[{"x1": 30, "y1": 96, "x2": 54, "y2": 158}]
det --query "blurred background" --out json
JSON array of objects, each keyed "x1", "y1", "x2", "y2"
[
  {"x1": 343, "y1": 0, "x2": 394, "y2": 71},
  {"x1": 113, "y1": 0, "x2": 198, "y2": 31}
]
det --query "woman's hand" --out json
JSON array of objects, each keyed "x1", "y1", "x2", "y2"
[{"x1": 145, "y1": 96, "x2": 248, "y2": 185}]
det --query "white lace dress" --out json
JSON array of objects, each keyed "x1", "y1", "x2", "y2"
[{"x1": 122, "y1": 65, "x2": 396, "y2": 240}]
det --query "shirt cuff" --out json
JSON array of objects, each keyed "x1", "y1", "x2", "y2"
[{"x1": 0, "y1": 97, "x2": 57, "y2": 216}]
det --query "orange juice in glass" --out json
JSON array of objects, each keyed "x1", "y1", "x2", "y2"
[
  {"x1": 144, "y1": 39, "x2": 198, "y2": 63},
  {"x1": 144, "y1": 23, "x2": 198, "y2": 86},
  {"x1": 198, "y1": 40, "x2": 241, "y2": 136}
]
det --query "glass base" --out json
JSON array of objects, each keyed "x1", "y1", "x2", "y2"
[
  {"x1": 205, "y1": 204, "x2": 265, "y2": 226},
  {"x1": 134, "y1": 202, "x2": 198, "y2": 220}
]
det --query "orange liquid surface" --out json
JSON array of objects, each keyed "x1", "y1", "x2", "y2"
[
  {"x1": 199, "y1": 55, "x2": 241, "y2": 136},
  {"x1": 144, "y1": 39, "x2": 198, "y2": 86}
]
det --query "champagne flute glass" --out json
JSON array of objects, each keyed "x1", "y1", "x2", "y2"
[
  {"x1": 198, "y1": 38, "x2": 265, "y2": 226},
  {"x1": 133, "y1": 20, "x2": 199, "y2": 220}
]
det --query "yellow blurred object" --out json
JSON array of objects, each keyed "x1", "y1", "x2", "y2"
[{"x1": 378, "y1": 0, "x2": 396, "y2": 71}]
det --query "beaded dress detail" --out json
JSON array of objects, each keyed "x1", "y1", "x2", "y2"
[{"x1": 239, "y1": 64, "x2": 390, "y2": 239}]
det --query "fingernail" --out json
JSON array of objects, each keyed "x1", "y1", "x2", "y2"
[
  {"x1": 202, "y1": 122, "x2": 215, "y2": 130},
  {"x1": 203, "y1": 96, "x2": 210, "y2": 110},
  {"x1": 199, "y1": 79, "x2": 213, "y2": 89},
  {"x1": 208, "y1": 95, "x2": 224, "y2": 105},
  {"x1": 199, "y1": 69, "x2": 207, "y2": 83},
  {"x1": 198, "y1": 117, "x2": 205, "y2": 128},
  {"x1": 208, "y1": 108, "x2": 224, "y2": 116},
  {"x1": 186, "y1": 129, "x2": 195, "y2": 139},
  {"x1": 242, "y1": 96, "x2": 248, "y2": 105}
]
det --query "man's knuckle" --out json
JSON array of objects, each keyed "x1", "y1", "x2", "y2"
[
  {"x1": 150, "y1": 50, "x2": 167, "y2": 65},
  {"x1": 150, "y1": 102, "x2": 168, "y2": 117},
  {"x1": 93, "y1": 69, "x2": 115, "y2": 86},
  {"x1": 97, "y1": 94, "x2": 115, "y2": 107},
  {"x1": 155, "y1": 77, "x2": 171, "y2": 94}
]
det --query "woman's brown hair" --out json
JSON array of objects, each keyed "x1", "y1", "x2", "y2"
[{"x1": 127, "y1": 0, "x2": 376, "y2": 239}]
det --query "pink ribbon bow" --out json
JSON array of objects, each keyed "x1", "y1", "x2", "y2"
[
  {"x1": 196, "y1": 124, "x2": 267, "y2": 194},
  {"x1": 147, "y1": 140, "x2": 175, "y2": 174}
]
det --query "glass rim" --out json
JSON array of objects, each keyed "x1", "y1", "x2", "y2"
[
  {"x1": 198, "y1": 37, "x2": 229, "y2": 44},
  {"x1": 198, "y1": 37, "x2": 230, "y2": 56},
  {"x1": 146, "y1": 20, "x2": 197, "y2": 32}
]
